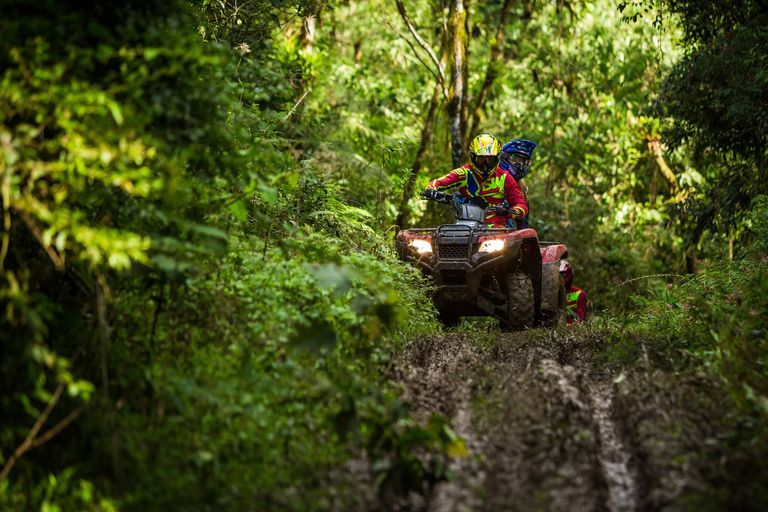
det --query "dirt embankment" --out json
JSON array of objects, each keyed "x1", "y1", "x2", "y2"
[{"x1": 394, "y1": 329, "x2": 731, "y2": 512}]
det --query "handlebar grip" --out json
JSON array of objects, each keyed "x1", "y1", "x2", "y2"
[{"x1": 422, "y1": 190, "x2": 449, "y2": 202}]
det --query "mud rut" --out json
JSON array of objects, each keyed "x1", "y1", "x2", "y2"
[{"x1": 393, "y1": 330, "x2": 704, "y2": 512}]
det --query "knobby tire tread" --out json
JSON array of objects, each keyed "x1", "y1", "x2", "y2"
[{"x1": 506, "y1": 272, "x2": 534, "y2": 331}]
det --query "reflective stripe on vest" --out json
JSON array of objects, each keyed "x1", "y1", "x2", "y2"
[{"x1": 566, "y1": 289, "x2": 582, "y2": 314}]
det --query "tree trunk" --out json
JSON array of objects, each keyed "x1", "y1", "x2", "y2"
[
  {"x1": 544, "y1": 0, "x2": 563, "y2": 197},
  {"x1": 648, "y1": 137, "x2": 680, "y2": 195},
  {"x1": 300, "y1": 2, "x2": 321, "y2": 54},
  {"x1": 469, "y1": 0, "x2": 513, "y2": 138},
  {"x1": 395, "y1": 84, "x2": 442, "y2": 231},
  {"x1": 685, "y1": 222, "x2": 705, "y2": 274},
  {"x1": 292, "y1": 1, "x2": 322, "y2": 125},
  {"x1": 446, "y1": 0, "x2": 469, "y2": 168},
  {"x1": 685, "y1": 248, "x2": 697, "y2": 275}
]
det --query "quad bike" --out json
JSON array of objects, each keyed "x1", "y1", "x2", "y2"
[{"x1": 395, "y1": 191, "x2": 569, "y2": 330}]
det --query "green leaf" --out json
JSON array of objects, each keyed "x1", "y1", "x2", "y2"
[
  {"x1": 188, "y1": 224, "x2": 227, "y2": 240},
  {"x1": 229, "y1": 199, "x2": 248, "y2": 222},
  {"x1": 67, "y1": 380, "x2": 95, "y2": 400},
  {"x1": 286, "y1": 172, "x2": 301, "y2": 188},
  {"x1": 108, "y1": 102, "x2": 124, "y2": 126},
  {"x1": 289, "y1": 320, "x2": 337, "y2": 354},
  {"x1": 260, "y1": 185, "x2": 278, "y2": 204},
  {"x1": 151, "y1": 254, "x2": 180, "y2": 273},
  {"x1": 96, "y1": 44, "x2": 113, "y2": 63},
  {"x1": 447, "y1": 438, "x2": 468, "y2": 458},
  {"x1": 308, "y1": 264, "x2": 353, "y2": 296}
]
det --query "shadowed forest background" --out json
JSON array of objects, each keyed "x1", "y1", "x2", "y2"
[{"x1": 1, "y1": 0, "x2": 767, "y2": 510}]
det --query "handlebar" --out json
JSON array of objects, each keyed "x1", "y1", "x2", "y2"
[
  {"x1": 421, "y1": 190, "x2": 455, "y2": 204},
  {"x1": 422, "y1": 191, "x2": 512, "y2": 217}
]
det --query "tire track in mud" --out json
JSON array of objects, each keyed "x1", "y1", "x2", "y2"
[
  {"x1": 541, "y1": 359, "x2": 641, "y2": 512},
  {"x1": 399, "y1": 335, "x2": 485, "y2": 512},
  {"x1": 397, "y1": 332, "x2": 644, "y2": 512},
  {"x1": 588, "y1": 382, "x2": 641, "y2": 512}
]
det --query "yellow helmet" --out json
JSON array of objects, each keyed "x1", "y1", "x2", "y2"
[{"x1": 469, "y1": 133, "x2": 502, "y2": 179}]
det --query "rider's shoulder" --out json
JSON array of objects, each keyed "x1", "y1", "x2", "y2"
[{"x1": 452, "y1": 165, "x2": 471, "y2": 176}]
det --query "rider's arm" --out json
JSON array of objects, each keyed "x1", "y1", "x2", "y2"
[
  {"x1": 575, "y1": 291, "x2": 588, "y2": 321},
  {"x1": 503, "y1": 175, "x2": 528, "y2": 219},
  {"x1": 428, "y1": 166, "x2": 468, "y2": 191}
]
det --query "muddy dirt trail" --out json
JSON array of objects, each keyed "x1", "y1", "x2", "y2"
[{"x1": 394, "y1": 329, "x2": 723, "y2": 512}]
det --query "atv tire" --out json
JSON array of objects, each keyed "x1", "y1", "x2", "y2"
[
  {"x1": 438, "y1": 310, "x2": 460, "y2": 328},
  {"x1": 504, "y1": 272, "x2": 535, "y2": 331},
  {"x1": 547, "y1": 279, "x2": 567, "y2": 327}
]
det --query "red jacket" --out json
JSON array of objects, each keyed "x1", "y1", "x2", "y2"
[
  {"x1": 566, "y1": 285, "x2": 587, "y2": 324},
  {"x1": 427, "y1": 164, "x2": 528, "y2": 227}
]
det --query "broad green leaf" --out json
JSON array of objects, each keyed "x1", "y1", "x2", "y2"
[
  {"x1": 229, "y1": 199, "x2": 248, "y2": 222},
  {"x1": 286, "y1": 172, "x2": 301, "y2": 188},
  {"x1": 260, "y1": 185, "x2": 278, "y2": 204}
]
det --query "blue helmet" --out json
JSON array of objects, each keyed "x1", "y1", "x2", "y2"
[
  {"x1": 502, "y1": 139, "x2": 537, "y2": 159},
  {"x1": 500, "y1": 139, "x2": 537, "y2": 179}
]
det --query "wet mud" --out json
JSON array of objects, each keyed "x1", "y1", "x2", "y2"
[{"x1": 393, "y1": 329, "x2": 725, "y2": 512}]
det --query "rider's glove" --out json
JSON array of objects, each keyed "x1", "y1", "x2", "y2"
[
  {"x1": 424, "y1": 188, "x2": 439, "y2": 200},
  {"x1": 509, "y1": 206, "x2": 526, "y2": 219},
  {"x1": 489, "y1": 205, "x2": 511, "y2": 216},
  {"x1": 488, "y1": 205, "x2": 526, "y2": 218}
]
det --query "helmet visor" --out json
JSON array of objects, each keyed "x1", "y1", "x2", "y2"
[
  {"x1": 475, "y1": 155, "x2": 497, "y2": 172},
  {"x1": 511, "y1": 161, "x2": 530, "y2": 179}
]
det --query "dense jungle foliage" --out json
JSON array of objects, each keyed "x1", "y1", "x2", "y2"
[{"x1": 1, "y1": 0, "x2": 766, "y2": 509}]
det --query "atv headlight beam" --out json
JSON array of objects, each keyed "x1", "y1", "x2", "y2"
[
  {"x1": 409, "y1": 239, "x2": 433, "y2": 254},
  {"x1": 478, "y1": 239, "x2": 505, "y2": 253}
]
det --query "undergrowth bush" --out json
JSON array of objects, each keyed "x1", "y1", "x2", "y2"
[
  {"x1": 0, "y1": 0, "x2": 458, "y2": 508},
  {"x1": 592, "y1": 196, "x2": 768, "y2": 508},
  {"x1": 1, "y1": 180, "x2": 458, "y2": 511},
  {"x1": 602, "y1": 257, "x2": 768, "y2": 406}
]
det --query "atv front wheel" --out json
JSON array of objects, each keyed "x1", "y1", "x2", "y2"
[
  {"x1": 504, "y1": 272, "x2": 535, "y2": 331},
  {"x1": 438, "y1": 310, "x2": 460, "y2": 328}
]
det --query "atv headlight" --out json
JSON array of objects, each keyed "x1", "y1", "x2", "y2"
[
  {"x1": 408, "y1": 239, "x2": 433, "y2": 254},
  {"x1": 478, "y1": 239, "x2": 505, "y2": 253}
]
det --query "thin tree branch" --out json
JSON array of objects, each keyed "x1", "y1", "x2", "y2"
[
  {"x1": 505, "y1": 63, "x2": 555, "y2": 74},
  {"x1": 648, "y1": 137, "x2": 680, "y2": 195},
  {"x1": 385, "y1": 20, "x2": 443, "y2": 89},
  {"x1": 0, "y1": 383, "x2": 65, "y2": 483},
  {"x1": 29, "y1": 403, "x2": 88, "y2": 450},
  {"x1": 394, "y1": 82, "x2": 442, "y2": 232},
  {"x1": 393, "y1": 0, "x2": 445, "y2": 85},
  {"x1": 95, "y1": 276, "x2": 111, "y2": 402},
  {"x1": 94, "y1": 276, "x2": 123, "y2": 482},
  {"x1": 545, "y1": 0, "x2": 564, "y2": 197},
  {"x1": 17, "y1": 211, "x2": 66, "y2": 271},
  {"x1": 470, "y1": 0, "x2": 514, "y2": 136},
  {"x1": 282, "y1": 91, "x2": 310, "y2": 121},
  {"x1": 440, "y1": 0, "x2": 448, "y2": 33}
]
